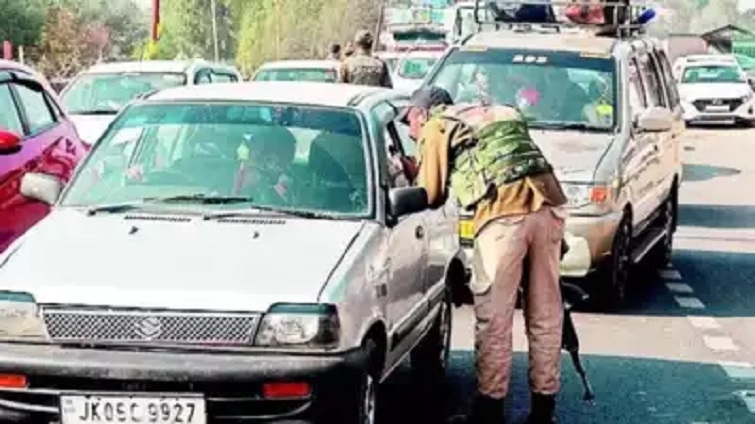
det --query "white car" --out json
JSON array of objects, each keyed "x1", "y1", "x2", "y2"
[
  {"x1": 60, "y1": 60, "x2": 242, "y2": 145},
  {"x1": 252, "y1": 59, "x2": 341, "y2": 82},
  {"x1": 391, "y1": 50, "x2": 443, "y2": 94},
  {"x1": 676, "y1": 56, "x2": 755, "y2": 126}
]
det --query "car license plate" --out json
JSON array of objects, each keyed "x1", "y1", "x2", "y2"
[
  {"x1": 705, "y1": 105, "x2": 730, "y2": 113},
  {"x1": 60, "y1": 395, "x2": 206, "y2": 424},
  {"x1": 459, "y1": 219, "x2": 474, "y2": 240}
]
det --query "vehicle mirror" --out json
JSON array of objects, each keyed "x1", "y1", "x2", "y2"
[
  {"x1": 389, "y1": 187, "x2": 428, "y2": 219},
  {"x1": 0, "y1": 129, "x2": 22, "y2": 155},
  {"x1": 636, "y1": 106, "x2": 673, "y2": 132},
  {"x1": 20, "y1": 172, "x2": 64, "y2": 205}
]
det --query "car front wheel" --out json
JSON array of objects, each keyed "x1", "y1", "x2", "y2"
[{"x1": 597, "y1": 213, "x2": 633, "y2": 310}]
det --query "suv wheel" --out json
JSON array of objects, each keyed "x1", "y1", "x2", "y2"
[
  {"x1": 598, "y1": 214, "x2": 633, "y2": 309},
  {"x1": 648, "y1": 189, "x2": 677, "y2": 269},
  {"x1": 411, "y1": 287, "x2": 452, "y2": 378}
]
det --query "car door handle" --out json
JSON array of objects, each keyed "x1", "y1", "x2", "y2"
[{"x1": 415, "y1": 226, "x2": 425, "y2": 239}]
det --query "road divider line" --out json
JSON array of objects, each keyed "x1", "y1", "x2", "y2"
[
  {"x1": 687, "y1": 316, "x2": 721, "y2": 330},
  {"x1": 658, "y1": 269, "x2": 683, "y2": 280},
  {"x1": 703, "y1": 336, "x2": 739, "y2": 352},
  {"x1": 674, "y1": 296, "x2": 706, "y2": 309},
  {"x1": 719, "y1": 361, "x2": 755, "y2": 380},
  {"x1": 666, "y1": 282, "x2": 694, "y2": 294}
]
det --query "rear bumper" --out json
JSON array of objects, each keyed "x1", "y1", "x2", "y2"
[{"x1": 0, "y1": 342, "x2": 367, "y2": 423}]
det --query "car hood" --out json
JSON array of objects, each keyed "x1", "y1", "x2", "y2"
[
  {"x1": 0, "y1": 209, "x2": 364, "y2": 312},
  {"x1": 530, "y1": 130, "x2": 613, "y2": 182},
  {"x1": 69, "y1": 114, "x2": 117, "y2": 145},
  {"x1": 678, "y1": 82, "x2": 751, "y2": 100}
]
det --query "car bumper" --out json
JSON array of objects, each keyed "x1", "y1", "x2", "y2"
[
  {"x1": 0, "y1": 343, "x2": 367, "y2": 423},
  {"x1": 460, "y1": 211, "x2": 621, "y2": 278},
  {"x1": 682, "y1": 99, "x2": 755, "y2": 123}
]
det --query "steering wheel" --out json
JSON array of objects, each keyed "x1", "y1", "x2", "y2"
[{"x1": 142, "y1": 168, "x2": 197, "y2": 185}]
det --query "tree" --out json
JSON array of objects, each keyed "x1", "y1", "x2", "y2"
[
  {"x1": 36, "y1": 7, "x2": 85, "y2": 78},
  {"x1": 0, "y1": 0, "x2": 47, "y2": 47}
]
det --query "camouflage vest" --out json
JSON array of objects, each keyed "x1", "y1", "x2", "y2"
[
  {"x1": 442, "y1": 103, "x2": 552, "y2": 210},
  {"x1": 343, "y1": 54, "x2": 386, "y2": 86}
]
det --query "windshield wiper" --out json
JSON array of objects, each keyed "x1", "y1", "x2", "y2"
[
  {"x1": 85, "y1": 195, "x2": 254, "y2": 216},
  {"x1": 530, "y1": 122, "x2": 611, "y2": 132},
  {"x1": 73, "y1": 109, "x2": 118, "y2": 115},
  {"x1": 203, "y1": 203, "x2": 335, "y2": 221}
]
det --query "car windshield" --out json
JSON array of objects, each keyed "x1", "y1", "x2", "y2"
[
  {"x1": 62, "y1": 72, "x2": 187, "y2": 114},
  {"x1": 61, "y1": 102, "x2": 371, "y2": 217},
  {"x1": 397, "y1": 56, "x2": 438, "y2": 79},
  {"x1": 681, "y1": 65, "x2": 745, "y2": 83},
  {"x1": 254, "y1": 68, "x2": 337, "y2": 82},
  {"x1": 427, "y1": 48, "x2": 617, "y2": 131},
  {"x1": 384, "y1": 58, "x2": 399, "y2": 72}
]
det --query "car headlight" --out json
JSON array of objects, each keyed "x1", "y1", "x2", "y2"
[
  {"x1": 562, "y1": 182, "x2": 614, "y2": 210},
  {"x1": 0, "y1": 291, "x2": 49, "y2": 341},
  {"x1": 255, "y1": 303, "x2": 340, "y2": 348}
]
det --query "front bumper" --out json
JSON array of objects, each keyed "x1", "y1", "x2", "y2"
[
  {"x1": 460, "y1": 211, "x2": 622, "y2": 279},
  {"x1": 682, "y1": 98, "x2": 755, "y2": 123},
  {"x1": 0, "y1": 343, "x2": 367, "y2": 423}
]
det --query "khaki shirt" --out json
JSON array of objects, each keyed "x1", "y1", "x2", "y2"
[{"x1": 417, "y1": 116, "x2": 568, "y2": 236}]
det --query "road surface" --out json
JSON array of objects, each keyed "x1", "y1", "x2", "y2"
[{"x1": 375, "y1": 126, "x2": 755, "y2": 424}]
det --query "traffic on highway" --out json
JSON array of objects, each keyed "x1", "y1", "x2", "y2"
[{"x1": 0, "y1": 1, "x2": 754, "y2": 424}]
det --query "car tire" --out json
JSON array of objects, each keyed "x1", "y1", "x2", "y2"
[
  {"x1": 410, "y1": 287, "x2": 453, "y2": 379},
  {"x1": 648, "y1": 188, "x2": 677, "y2": 269},
  {"x1": 337, "y1": 339, "x2": 380, "y2": 424},
  {"x1": 597, "y1": 213, "x2": 633, "y2": 310}
]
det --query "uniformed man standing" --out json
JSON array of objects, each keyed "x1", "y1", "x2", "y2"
[
  {"x1": 338, "y1": 30, "x2": 392, "y2": 88},
  {"x1": 398, "y1": 87, "x2": 568, "y2": 424}
]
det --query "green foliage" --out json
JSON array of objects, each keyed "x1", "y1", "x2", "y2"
[{"x1": 0, "y1": 0, "x2": 47, "y2": 47}]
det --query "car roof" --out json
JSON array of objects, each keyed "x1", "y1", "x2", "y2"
[
  {"x1": 257, "y1": 60, "x2": 340, "y2": 70},
  {"x1": 464, "y1": 30, "x2": 617, "y2": 55},
  {"x1": 399, "y1": 50, "x2": 444, "y2": 59},
  {"x1": 81, "y1": 60, "x2": 237, "y2": 75},
  {"x1": 147, "y1": 81, "x2": 391, "y2": 107}
]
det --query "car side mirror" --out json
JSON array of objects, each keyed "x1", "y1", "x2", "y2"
[
  {"x1": 0, "y1": 129, "x2": 22, "y2": 155},
  {"x1": 20, "y1": 172, "x2": 64, "y2": 205},
  {"x1": 636, "y1": 106, "x2": 673, "y2": 133},
  {"x1": 389, "y1": 187, "x2": 428, "y2": 219},
  {"x1": 748, "y1": 77, "x2": 755, "y2": 90}
]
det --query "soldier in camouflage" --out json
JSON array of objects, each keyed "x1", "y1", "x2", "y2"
[
  {"x1": 398, "y1": 86, "x2": 568, "y2": 424},
  {"x1": 338, "y1": 30, "x2": 392, "y2": 88}
]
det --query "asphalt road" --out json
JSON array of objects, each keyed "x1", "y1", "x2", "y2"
[{"x1": 374, "y1": 126, "x2": 755, "y2": 424}]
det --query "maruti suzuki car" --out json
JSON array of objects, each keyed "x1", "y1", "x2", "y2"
[
  {"x1": 0, "y1": 82, "x2": 467, "y2": 423},
  {"x1": 0, "y1": 59, "x2": 87, "y2": 253}
]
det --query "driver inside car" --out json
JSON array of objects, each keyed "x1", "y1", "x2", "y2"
[{"x1": 234, "y1": 126, "x2": 297, "y2": 206}]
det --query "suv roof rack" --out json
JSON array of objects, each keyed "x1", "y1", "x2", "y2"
[{"x1": 471, "y1": 0, "x2": 655, "y2": 39}]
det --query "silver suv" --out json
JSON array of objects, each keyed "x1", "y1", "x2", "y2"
[
  {"x1": 423, "y1": 23, "x2": 684, "y2": 309},
  {"x1": 0, "y1": 82, "x2": 467, "y2": 423}
]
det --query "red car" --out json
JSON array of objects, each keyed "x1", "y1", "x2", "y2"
[{"x1": 0, "y1": 60, "x2": 87, "y2": 253}]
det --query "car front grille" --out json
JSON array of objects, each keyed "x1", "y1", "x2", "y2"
[
  {"x1": 41, "y1": 306, "x2": 260, "y2": 346},
  {"x1": 693, "y1": 98, "x2": 743, "y2": 112}
]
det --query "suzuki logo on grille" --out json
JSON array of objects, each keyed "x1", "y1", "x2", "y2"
[{"x1": 134, "y1": 316, "x2": 162, "y2": 340}]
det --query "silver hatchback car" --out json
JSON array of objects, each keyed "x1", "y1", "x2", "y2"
[{"x1": 0, "y1": 82, "x2": 468, "y2": 424}]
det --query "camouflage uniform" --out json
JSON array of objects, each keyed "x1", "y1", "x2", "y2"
[{"x1": 339, "y1": 53, "x2": 392, "y2": 87}]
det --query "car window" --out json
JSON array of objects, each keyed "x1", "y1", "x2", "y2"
[
  {"x1": 62, "y1": 102, "x2": 371, "y2": 217},
  {"x1": 14, "y1": 83, "x2": 56, "y2": 133},
  {"x1": 397, "y1": 57, "x2": 439, "y2": 80},
  {"x1": 62, "y1": 73, "x2": 187, "y2": 114},
  {"x1": 212, "y1": 73, "x2": 238, "y2": 83},
  {"x1": 628, "y1": 57, "x2": 647, "y2": 113},
  {"x1": 655, "y1": 51, "x2": 680, "y2": 109},
  {"x1": 428, "y1": 48, "x2": 617, "y2": 131},
  {"x1": 638, "y1": 54, "x2": 664, "y2": 107},
  {"x1": 194, "y1": 70, "x2": 212, "y2": 84},
  {"x1": 0, "y1": 84, "x2": 23, "y2": 135},
  {"x1": 254, "y1": 68, "x2": 338, "y2": 82}
]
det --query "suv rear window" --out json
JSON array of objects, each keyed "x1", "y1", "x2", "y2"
[{"x1": 426, "y1": 47, "x2": 618, "y2": 131}]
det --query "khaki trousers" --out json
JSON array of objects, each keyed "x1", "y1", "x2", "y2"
[{"x1": 470, "y1": 206, "x2": 565, "y2": 399}]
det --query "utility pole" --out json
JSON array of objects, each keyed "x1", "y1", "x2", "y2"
[{"x1": 210, "y1": 0, "x2": 220, "y2": 62}]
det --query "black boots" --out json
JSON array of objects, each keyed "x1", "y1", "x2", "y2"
[
  {"x1": 525, "y1": 393, "x2": 556, "y2": 424},
  {"x1": 448, "y1": 394, "x2": 506, "y2": 424}
]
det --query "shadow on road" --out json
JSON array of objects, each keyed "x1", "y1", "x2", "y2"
[
  {"x1": 679, "y1": 204, "x2": 755, "y2": 229},
  {"x1": 377, "y1": 352, "x2": 751, "y2": 424},
  {"x1": 682, "y1": 164, "x2": 741, "y2": 183}
]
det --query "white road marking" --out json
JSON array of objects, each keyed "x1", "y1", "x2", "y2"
[
  {"x1": 666, "y1": 282, "x2": 694, "y2": 294},
  {"x1": 674, "y1": 296, "x2": 706, "y2": 309},
  {"x1": 703, "y1": 336, "x2": 739, "y2": 352},
  {"x1": 687, "y1": 316, "x2": 721, "y2": 330},
  {"x1": 719, "y1": 361, "x2": 755, "y2": 380},
  {"x1": 659, "y1": 269, "x2": 683, "y2": 280}
]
